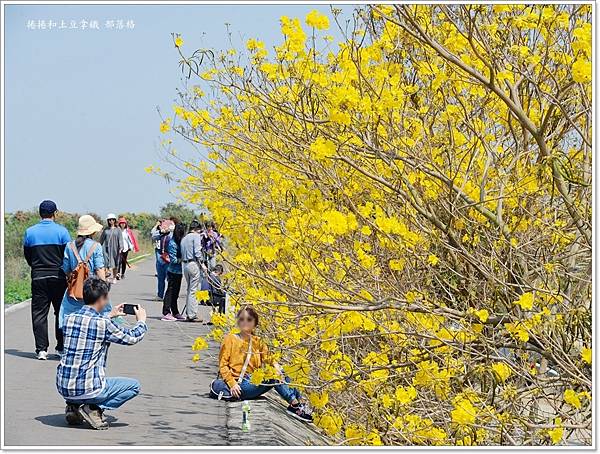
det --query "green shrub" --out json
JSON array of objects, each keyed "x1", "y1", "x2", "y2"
[
  {"x1": 3, "y1": 205, "x2": 204, "y2": 303},
  {"x1": 4, "y1": 278, "x2": 31, "y2": 304}
]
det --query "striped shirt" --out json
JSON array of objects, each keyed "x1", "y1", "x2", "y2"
[{"x1": 56, "y1": 305, "x2": 147, "y2": 400}]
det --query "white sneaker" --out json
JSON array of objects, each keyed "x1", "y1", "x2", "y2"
[{"x1": 37, "y1": 351, "x2": 48, "y2": 360}]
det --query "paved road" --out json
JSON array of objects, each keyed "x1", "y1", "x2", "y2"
[{"x1": 3, "y1": 259, "x2": 228, "y2": 447}]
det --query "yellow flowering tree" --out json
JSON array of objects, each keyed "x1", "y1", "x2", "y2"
[{"x1": 159, "y1": 5, "x2": 591, "y2": 446}]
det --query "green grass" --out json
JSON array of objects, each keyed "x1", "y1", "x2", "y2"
[
  {"x1": 4, "y1": 255, "x2": 31, "y2": 305},
  {"x1": 4, "y1": 278, "x2": 31, "y2": 305},
  {"x1": 128, "y1": 253, "x2": 151, "y2": 265},
  {"x1": 2, "y1": 206, "x2": 190, "y2": 304}
]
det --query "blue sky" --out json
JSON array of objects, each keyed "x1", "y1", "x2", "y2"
[{"x1": 4, "y1": 3, "x2": 355, "y2": 215}]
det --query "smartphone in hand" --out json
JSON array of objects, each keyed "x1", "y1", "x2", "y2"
[{"x1": 123, "y1": 304, "x2": 139, "y2": 315}]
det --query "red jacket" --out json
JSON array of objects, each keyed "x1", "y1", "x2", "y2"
[
  {"x1": 118, "y1": 218, "x2": 140, "y2": 253},
  {"x1": 125, "y1": 227, "x2": 140, "y2": 253}
]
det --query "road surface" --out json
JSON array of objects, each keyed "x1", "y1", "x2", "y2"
[
  {"x1": 3, "y1": 258, "x2": 228, "y2": 446},
  {"x1": 3, "y1": 258, "x2": 326, "y2": 447}
]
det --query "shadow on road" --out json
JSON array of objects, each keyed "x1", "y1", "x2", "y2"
[
  {"x1": 4, "y1": 349, "x2": 36, "y2": 359},
  {"x1": 35, "y1": 414, "x2": 128, "y2": 429},
  {"x1": 4, "y1": 349, "x2": 60, "y2": 361}
]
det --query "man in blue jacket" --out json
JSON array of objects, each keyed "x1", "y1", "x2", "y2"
[{"x1": 23, "y1": 200, "x2": 71, "y2": 360}]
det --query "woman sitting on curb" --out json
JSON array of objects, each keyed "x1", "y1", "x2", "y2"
[{"x1": 211, "y1": 306, "x2": 313, "y2": 422}]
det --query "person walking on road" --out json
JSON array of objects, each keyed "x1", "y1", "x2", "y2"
[
  {"x1": 23, "y1": 200, "x2": 71, "y2": 360},
  {"x1": 99, "y1": 214, "x2": 122, "y2": 284},
  {"x1": 161, "y1": 223, "x2": 186, "y2": 321},
  {"x1": 57, "y1": 277, "x2": 147, "y2": 430},
  {"x1": 180, "y1": 220, "x2": 204, "y2": 322},
  {"x1": 60, "y1": 215, "x2": 111, "y2": 327},
  {"x1": 151, "y1": 219, "x2": 173, "y2": 300},
  {"x1": 117, "y1": 217, "x2": 139, "y2": 279}
]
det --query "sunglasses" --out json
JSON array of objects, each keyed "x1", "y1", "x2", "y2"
[{"x1": 238, "y1": 316, "x2": 255, "y2": 323}]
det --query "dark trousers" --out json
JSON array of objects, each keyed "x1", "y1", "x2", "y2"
[
  {"x1": 211, "y1": 293, "x2": 226, "y2": 314},
  {"x1": 31, "y1": 277, "x2": 66, "y2": 353},
  {"x1": 119, "y1": 251, "x2": 129, "y2": 276},
  {"x1": 155, "y1": 251, "x2": 168, "y2": 298},
  {"x1": 162, "y1": 272, "x2": 182, "y2": 316}
]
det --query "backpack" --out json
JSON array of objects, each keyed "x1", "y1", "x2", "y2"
[
  {"x1": 67, "y1": 241, "x2": 98, "y2": 300},
  {"x1": 159, "y1": 234, "x2": 171, "y2": 263}
]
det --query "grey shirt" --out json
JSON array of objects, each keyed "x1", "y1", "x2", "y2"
[{"x1": 180, "y1": 232, "x2": 203, "y2": 261}]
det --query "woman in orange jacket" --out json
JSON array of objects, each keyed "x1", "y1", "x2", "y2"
[{"x1": 212, "y1": 306, "x2": 313, "y2": 422}]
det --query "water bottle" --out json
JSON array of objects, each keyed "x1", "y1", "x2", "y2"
[{"x1": 241, "y1": 400, "x2": 251, "y2": 432}]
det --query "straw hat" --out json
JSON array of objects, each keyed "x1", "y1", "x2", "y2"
[{"x1": 77, "y1": 215, "x2": 104, "y2": 236}]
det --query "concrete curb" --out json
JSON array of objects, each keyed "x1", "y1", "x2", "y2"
[
  {"x1": 225, "y1": 394, "x2": 329, "y2": 446},
  {"x1": 4, "y1": 299, "x2": 31, "y2": 314}
]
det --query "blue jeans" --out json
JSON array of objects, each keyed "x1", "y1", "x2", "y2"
[
  {"x1": 70, "y1": 377, "x2": 140, "y2": 410},
  {"x1": 155, "y1": 250, "x2": 168, "y2": 298},
  {"x1": 239, "y1": 376, "x2": 301, "y2": 404}
]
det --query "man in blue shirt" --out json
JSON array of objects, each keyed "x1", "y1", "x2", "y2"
[
  {"x1": 23, "y1": 200, "x2": 71, "y2": 360},
  {"x1": 57, "y1": 277, "x2": 147, "y2": 429}
]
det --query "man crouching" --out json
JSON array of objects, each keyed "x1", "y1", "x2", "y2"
[{"x1": 56, "y1": 277, "x2": 147, "y2": 430}]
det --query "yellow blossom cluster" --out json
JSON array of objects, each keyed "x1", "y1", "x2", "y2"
[{"x1": 161, "y1": 4, "x2": 591, "y2": 446}]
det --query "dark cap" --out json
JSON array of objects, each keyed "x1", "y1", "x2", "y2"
[
  {"x1": 39, "y1": 200, "x2": 58, "y2": 217},
  {"x1": 189, "y1": 219, "x2": 201, "y2": 230}
]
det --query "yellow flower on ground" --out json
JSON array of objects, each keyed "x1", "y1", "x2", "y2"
[
  {"x1": 175, "y1": 36, "x2": 184, "y2": 47},
  {"x1": 192, "y1": 353, "x2": 200, "y2": 362}
]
